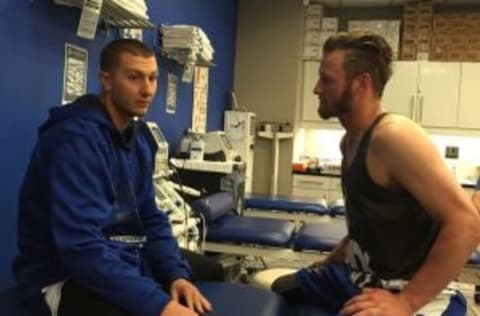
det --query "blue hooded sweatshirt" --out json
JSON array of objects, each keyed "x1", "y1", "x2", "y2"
[{"x1": 13, "y1": 94, "x2": 191, "y2": 316}]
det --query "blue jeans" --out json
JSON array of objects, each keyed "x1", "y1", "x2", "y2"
[{"x1": 284, "y1": 263, "x2": 467, "y2": 316}]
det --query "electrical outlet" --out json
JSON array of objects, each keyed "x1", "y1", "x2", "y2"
[{"x1": 445, "y1": 146, "x2": 459, "y2": 159}]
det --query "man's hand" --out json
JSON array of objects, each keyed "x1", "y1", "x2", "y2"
[
  {"x1": 160, "y1": 300, "x2": 199, "y2": 316},
  {"x1": 170, "y1": 278, "x2": 212, "y2": 314},
  {"x1": 340, "y1": 288, "x2": 414, "y2": 316}
]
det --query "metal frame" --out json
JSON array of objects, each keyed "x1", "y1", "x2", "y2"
[{"x1": 203, "y1": 241, "x2": 328, "y2": 262}]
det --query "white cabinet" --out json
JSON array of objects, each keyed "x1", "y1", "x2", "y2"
[
  {"x1": 458, "y1": 63, "x2": 480, "y2": 129},
  {"x1": 382, "y1": 61, "x2": 419, "y2": 119},
  {"x1": 292, "y1": 174, "x2": 343, "y2": 203},
  {"x1": 418, "y1": 62, "x2": 461, "y2": 128},
  {"x1": 301, "y1": 60, "x2": 480, "y2": 130},
  {"x1": 383, "y1": 61, "x2": 461, "y2": 128}
]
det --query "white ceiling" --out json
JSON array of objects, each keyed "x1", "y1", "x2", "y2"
[{"x1": 310, "y1": 0, "x2": 480, "y2": 7}]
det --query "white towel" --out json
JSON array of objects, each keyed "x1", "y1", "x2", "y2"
[{"x1": 42, "y1": 281, "x2": 66, "y2": 316}]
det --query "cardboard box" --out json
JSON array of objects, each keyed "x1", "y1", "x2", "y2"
[
  {"x1": 418, "y1": 39, "x2": 430, "y2": 53},
  {"x1": 417, "y1": 52, "x2": 429, "y2": 60},
  {"x1": 465, "y1": 20, "x2": 480, "y2": 30},
  {"x1": 466, "y1": 13, "x2": 480, "y2": 21},
  {"x1": 429, "y1": 51, "x2": 446, "y2": 61},
  {"x1": 303, "y1": 45, "x2": 321, "y2": 59},
  {"x1": 431, "y1": 36, "x2": 449, "y2": 47},
  {"x1": 467, "y1": 42, "x2": 480, "y2": 51},
  {"x1": 404, "y1": 15, "x2": 419, "y2": 26},
  {"x1": 321, "y1": 17, "x2": 338, "y2": 32},
  {"x1": 465, "y1": 51, "x2": 480, "y2": 62},
  {"x1": 403, "y1": 23, "x2": 418, "y2": 37},
  {"x1": 305, "y1": 16, "x2": 321, "y2": 30},
  {"x1": 305, "y1": 4, "x2": 323, "y2": 17},
  {"x1": 418, "y1": 30, "x2": 431, "y2": 42},
  {"x1": 430, "y1": 44, "x2": 447, "y2": 55},
  {"x1": 304, "y1": 30, "x2": 322, "y2": 45},
  {"x1": 447, "y1": 50, "x2": 464, "y2": 61},
  {"x1": 404, "y1": 1, "x2": 418, "y2": 15},
  {"x1": 401, "y1": 51, "x2": 417, "y2": 60},
  {"x1": 402, "y1": 42, "x2": 417, "y2": 55}
]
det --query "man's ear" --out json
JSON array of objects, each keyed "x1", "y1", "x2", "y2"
[
  {"x1": 360, "y1": 73, "x2": 373, "y2": 91},
  {"x1": 352, "y1": 73, "x2": 371, "y2": 95},
  {"x1": 99, "y1": 71, "x2": 112, "y2": 92}
]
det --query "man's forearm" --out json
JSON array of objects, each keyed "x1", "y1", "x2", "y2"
[{"x1": 402, "y1": 218, "x2": 480, "y2": 312}]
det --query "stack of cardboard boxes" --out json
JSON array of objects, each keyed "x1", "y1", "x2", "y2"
[
  {"x1": 401, "y1": 0, "x2": 433, "y2": 60},
  {"x1": 303, "y1": 4, "x2": 338, "y2": 59},
  {"x1": 348, "y1": 20, "x2": 401, "y2": 60},
  {"x1": 430, "y1": 13, "x2": 480, "y2": 62},
  {"x1": 401, "y1": 0, "x2": 480, "y2": 62}
]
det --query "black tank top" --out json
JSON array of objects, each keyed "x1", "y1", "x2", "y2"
[{"x1": 342, "y1": 113, "x2": 439, "y2": 282}]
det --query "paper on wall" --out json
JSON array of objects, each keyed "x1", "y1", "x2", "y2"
[
  {"x1": 62, "y1": 43, "x2": 88, "y2": 105},
  {"x1": 77, "y1": 0, "x2": 103, "y2": 39},
  {"x1": 192, "y1": 66, "x2": 209, "y2": 133},
  {"x1": 166, "y1": 73, "x2": 178, "y2": 114}
]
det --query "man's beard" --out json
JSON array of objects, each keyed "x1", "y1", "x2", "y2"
[{"x1": 318, "y1": 86, "x2": 353, "y2": 119}]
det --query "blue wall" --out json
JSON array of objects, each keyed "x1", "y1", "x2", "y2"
[{"x1": 0, "y1": 0, "x2": 238, "y2": 290}]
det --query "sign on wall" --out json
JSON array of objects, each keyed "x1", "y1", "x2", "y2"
[
  {"x1": 62, "y1": 43, "x2": 88, "y2": 105},
  {"x1": 192, "y1": 66, "x2": 209, "y2": 133}
]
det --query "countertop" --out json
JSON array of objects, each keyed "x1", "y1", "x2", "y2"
[{"x1": 293, "y1": 170, "x2": 477, "y2": 189}]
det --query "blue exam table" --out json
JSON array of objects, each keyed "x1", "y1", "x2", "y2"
[
  {"x1": 0, "y1": 282, "x2": 332, "y2": 316},
  {"x1": 244, "y1": 193, "x2": 346, "y2": 219}
]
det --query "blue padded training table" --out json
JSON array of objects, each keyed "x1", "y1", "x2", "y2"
[{"x1": 245, "y1": 194, "x2": 329, "y2": 216}]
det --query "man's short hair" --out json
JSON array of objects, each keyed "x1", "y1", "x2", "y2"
[
  {"x1": 100, "y1": 39, "x2": 155, "y2": 72},
  {"x1": 323, "y1": 32, "x2": 393, "y2": 97}
]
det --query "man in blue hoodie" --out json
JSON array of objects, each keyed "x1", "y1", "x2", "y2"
[{"x1": 13, "y1": 39, "x2": 211, "y2": 316}]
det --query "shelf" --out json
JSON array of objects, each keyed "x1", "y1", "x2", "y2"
[
  {"x1": 101, "y1": 0, "x2": 155, "y2": 29},
  {"x1": 170, "y1": 159, "x2": 243, "y2": 174},
  {"x1": 156, "y1": 49, "x2": 215, "y2": 68},
  {"x1": 52, "y1": 0, "x2": 155, "y2": 30}
]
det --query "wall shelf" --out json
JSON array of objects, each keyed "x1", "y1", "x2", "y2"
[
  {"x1": 51, "y1": 0, "x2": 155, "y2": 29},
  {"x1": 101, "y1": 0, "x2": 155, "y2": 29}
]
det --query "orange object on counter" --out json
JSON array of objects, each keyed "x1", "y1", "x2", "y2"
[{"x1": 292, "y1": 162, "x2": 307, "y2": 172}]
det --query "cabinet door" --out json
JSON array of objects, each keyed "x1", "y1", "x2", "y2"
[
  {"x1": 418, "y1": 62, "x2": 461, "y2": 128},
  {"x1": 458, "y1": 63, "x2": 480, "y2": 129},
  {"x1": 292, "y1": 187, "x2": 329, "y2": 200},
  {"x1": 293, "y1": 174, "x2": 330, "y2": 190},
  {"x1": 301, "y1": 61, "x2": 321, "y2": 122},
  {"x1": 382, "y1": 61, "x2": 419, "y2": 119}
]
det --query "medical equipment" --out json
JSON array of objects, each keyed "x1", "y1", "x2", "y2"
[
  {"x1": 153, "y1": 178, "x2": 200, "y2": 250},
  {"x1": 224, "y1": 111, "x2": 256, "y2": 193},
  {"x1": 146, "y1": 121, "x2": 201, "y2": 251},
  {"x1": 172, "y1": 130, "x2": 246, "y2": 214},
  {"x1": 146, "y1": 121, "x2": 169, "y2": 178},
  {"x1": 175, "y1": 130, "x2": 241, "y2": 163}
]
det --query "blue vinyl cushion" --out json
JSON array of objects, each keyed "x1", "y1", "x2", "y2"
[
  {"x1": 206, "y1": 215, "x2": 296, "y2": 247},
  {"x1": 196, "y1": 282, "x2": 287, "y2": 316},
  {"x1": 329, "y1": 205, "x2": 345, "y2": 216},
  {"x1": 245, "y1": 194, "x2": 328, "y2": 216},
  {"x1": 192, "y1": 192, "x2": 235, "y2": 223},
  {"x1": 294, "y1": 221, "x2": 347, "y2": 252}
]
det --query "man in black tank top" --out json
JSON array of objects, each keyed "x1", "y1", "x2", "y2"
[{"x1": 272, "y1": 33, "x2": 480, "y2": 316}]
